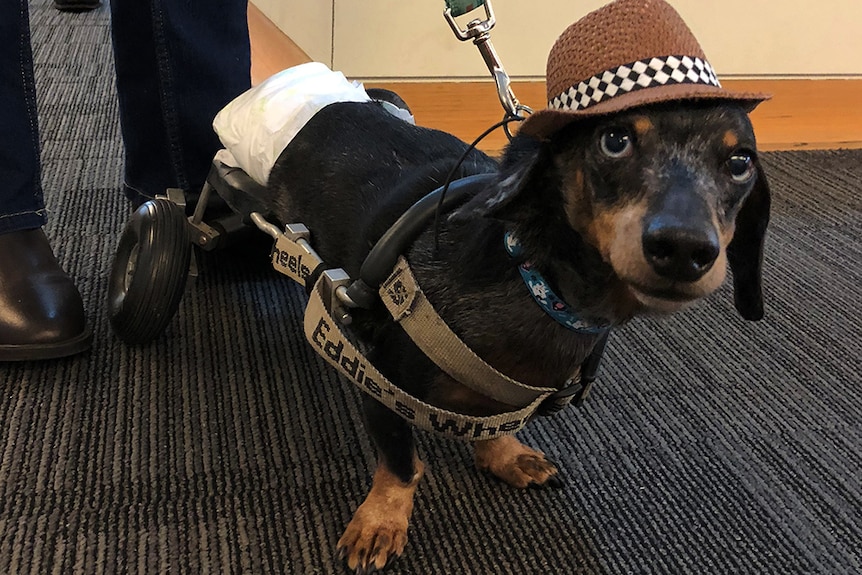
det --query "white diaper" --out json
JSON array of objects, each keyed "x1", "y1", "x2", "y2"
[{"x1": 213, "y1": 62, "x2": 370, "y2": 186}]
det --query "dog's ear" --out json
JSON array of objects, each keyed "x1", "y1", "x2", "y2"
[
  {"x1": 727, "y1": 159, "x2": 771, "y2": 321},
  {"x1": 448, "y1": 136, "x2": 547, "y2": 221}
]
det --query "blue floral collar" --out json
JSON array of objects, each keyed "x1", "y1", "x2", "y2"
[{"x1": 504, "y1": 232, "x2": 610, "y2": 334}]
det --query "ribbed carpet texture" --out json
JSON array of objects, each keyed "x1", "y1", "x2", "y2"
[{"x1": 2, "y1": 2, "x2": 861, "y2": 574}]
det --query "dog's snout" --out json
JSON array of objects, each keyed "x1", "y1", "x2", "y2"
[{"x1": 642, "y1": 215, "x2": 720, "y2": 282}]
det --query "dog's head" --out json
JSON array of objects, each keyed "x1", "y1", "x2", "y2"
[
  {"x1": 455, "y1": 100, "x2": 770, "y2": 322},
  {"x1": 452, "y1": 0, "x2": 772, "y2": 323}
]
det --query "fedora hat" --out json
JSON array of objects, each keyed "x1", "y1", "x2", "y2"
[{"x1": 519, "y1": 0, "x2": 770, "y2": 139}]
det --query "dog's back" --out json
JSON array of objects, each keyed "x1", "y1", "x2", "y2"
[{"x1": 262, "y1": 101, "x2": 498, "y2": 277}]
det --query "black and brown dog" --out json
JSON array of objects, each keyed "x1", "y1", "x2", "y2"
[
  {"x1": 250, "y1": 2, "x2": 771, "y2": 571},
  {"x1": 256, "y1": 94, "x2": 768, "y2": 570}
]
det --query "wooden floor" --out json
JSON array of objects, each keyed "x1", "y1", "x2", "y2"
[{"x1": 248, "y1": 5, "x2": 862, "y2": 155}]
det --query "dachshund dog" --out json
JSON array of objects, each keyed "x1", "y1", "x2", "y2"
[{"x1": 251, "y1": 93, "x2": 770, "y2": 572}]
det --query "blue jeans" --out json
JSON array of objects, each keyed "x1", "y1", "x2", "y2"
[
  {"x1": 0, "y1": 0, "x2": 251, "y2": 233},
  {"x1": 0, "y1": 0, "x2": 44, "y2": 233}
]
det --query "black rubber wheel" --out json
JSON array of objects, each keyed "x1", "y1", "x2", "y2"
[{"x1": 108, "y1": 198, "x2": 192, "y2": 344}]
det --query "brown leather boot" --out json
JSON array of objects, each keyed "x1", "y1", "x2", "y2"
[{"x1": 0, "y1": 229, "x2": 92, "y2": 361}]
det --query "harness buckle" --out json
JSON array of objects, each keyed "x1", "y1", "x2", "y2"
[
  {"x1": 538, "y1": 329, "x2": 610, "y2": 416},
  {"x1": 538, "y1": 377, "x2": 593, "y2": 416}
]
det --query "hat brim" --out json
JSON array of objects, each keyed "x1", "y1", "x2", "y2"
[{"x1": 518, "y1": 82, "x2": 771, "y2": 139}]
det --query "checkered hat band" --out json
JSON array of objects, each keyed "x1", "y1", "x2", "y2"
[{"x1": 550, "y1": 55, "x2": 721, "y2": 111}]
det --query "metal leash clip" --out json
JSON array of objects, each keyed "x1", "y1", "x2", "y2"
[{"x1": 443, "y1": 0, "x2": 532, "y2": 126}]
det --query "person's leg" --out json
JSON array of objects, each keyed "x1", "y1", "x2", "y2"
[
  {"x1": 0, "y1": 0, "x2": 45, "y2": 234},
  {"x1": 109, "y1": 0, "x2": 251, "y2": 206},
  {"x1": 0, "y1": 0, "x2": 92, "y2": 361}
]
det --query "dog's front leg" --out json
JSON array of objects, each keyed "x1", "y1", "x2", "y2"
[
  {"x1": 337, "y1": 395, "x2": 424, "y2": 573},
  {"x1": 474, "y1": 435, "x2": 563, "y2": 488}
]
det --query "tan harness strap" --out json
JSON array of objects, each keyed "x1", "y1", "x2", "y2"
[
  {"x1": 269, "y1": 230, "x2": 325, "y2": 285},
  {"x1": 379, "y1": 257, "x2": 559, "y2": 407},
  {"x1": 304, "y1": 275, "x2": 550, "y2": 440}
]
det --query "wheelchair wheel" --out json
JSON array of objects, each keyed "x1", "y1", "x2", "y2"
[{"x1": 108, "y1": 198, "x2": 192, "y2": 344}]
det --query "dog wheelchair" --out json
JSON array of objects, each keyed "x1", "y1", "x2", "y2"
[{"x1": 106, "y1": 128, "x2": 488, "y2": 345}]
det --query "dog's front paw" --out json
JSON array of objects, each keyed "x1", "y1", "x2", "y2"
[
  {"x1": 474, "y1": 435, "x2": 563, "y2": 489},
  {"x1": 337, "y1": 502, "x2": 408, "y2": 574},
  {"x1": 337, "y1": 460, "x2": 424, "y2": 573}
]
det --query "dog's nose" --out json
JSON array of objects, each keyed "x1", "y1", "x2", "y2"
[{"x1": 642, "y1": 215, "x2": 720, "y2": 282}]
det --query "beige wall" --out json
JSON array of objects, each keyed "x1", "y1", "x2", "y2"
[
  {"x1": 253, "y1": 0, "x2": 332, "y2": 64},
  {"x1": 254, "y1": 0, "x2": 862, "y2": 80}
]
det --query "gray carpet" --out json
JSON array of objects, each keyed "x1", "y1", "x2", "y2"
[{"x1": 2, "y1": 2, "x2": 861, "y2": 574}]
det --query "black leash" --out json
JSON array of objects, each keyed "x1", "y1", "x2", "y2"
[{"x1": 432, "y1": 115, "x2": 525, "y2": 252}]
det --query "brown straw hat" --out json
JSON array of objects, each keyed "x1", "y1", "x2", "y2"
[{"x1": 519, "y1": 0, "x2": 770, "y2": 139}]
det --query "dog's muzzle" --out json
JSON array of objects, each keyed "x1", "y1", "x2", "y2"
[
  {"x1": 642, "y1": 214, "x2": 720, "y2": 282},
  {"x1": 641, "y1": 186, "x2": 720, "y2": 283}
]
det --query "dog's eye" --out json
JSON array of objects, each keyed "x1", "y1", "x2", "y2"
[
  {"x1": 727, "y1": 152, "x2": 755, "y2": 183},
  {"x1": 600, "y1": 128, "x2": 633, "y2": 158}
]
